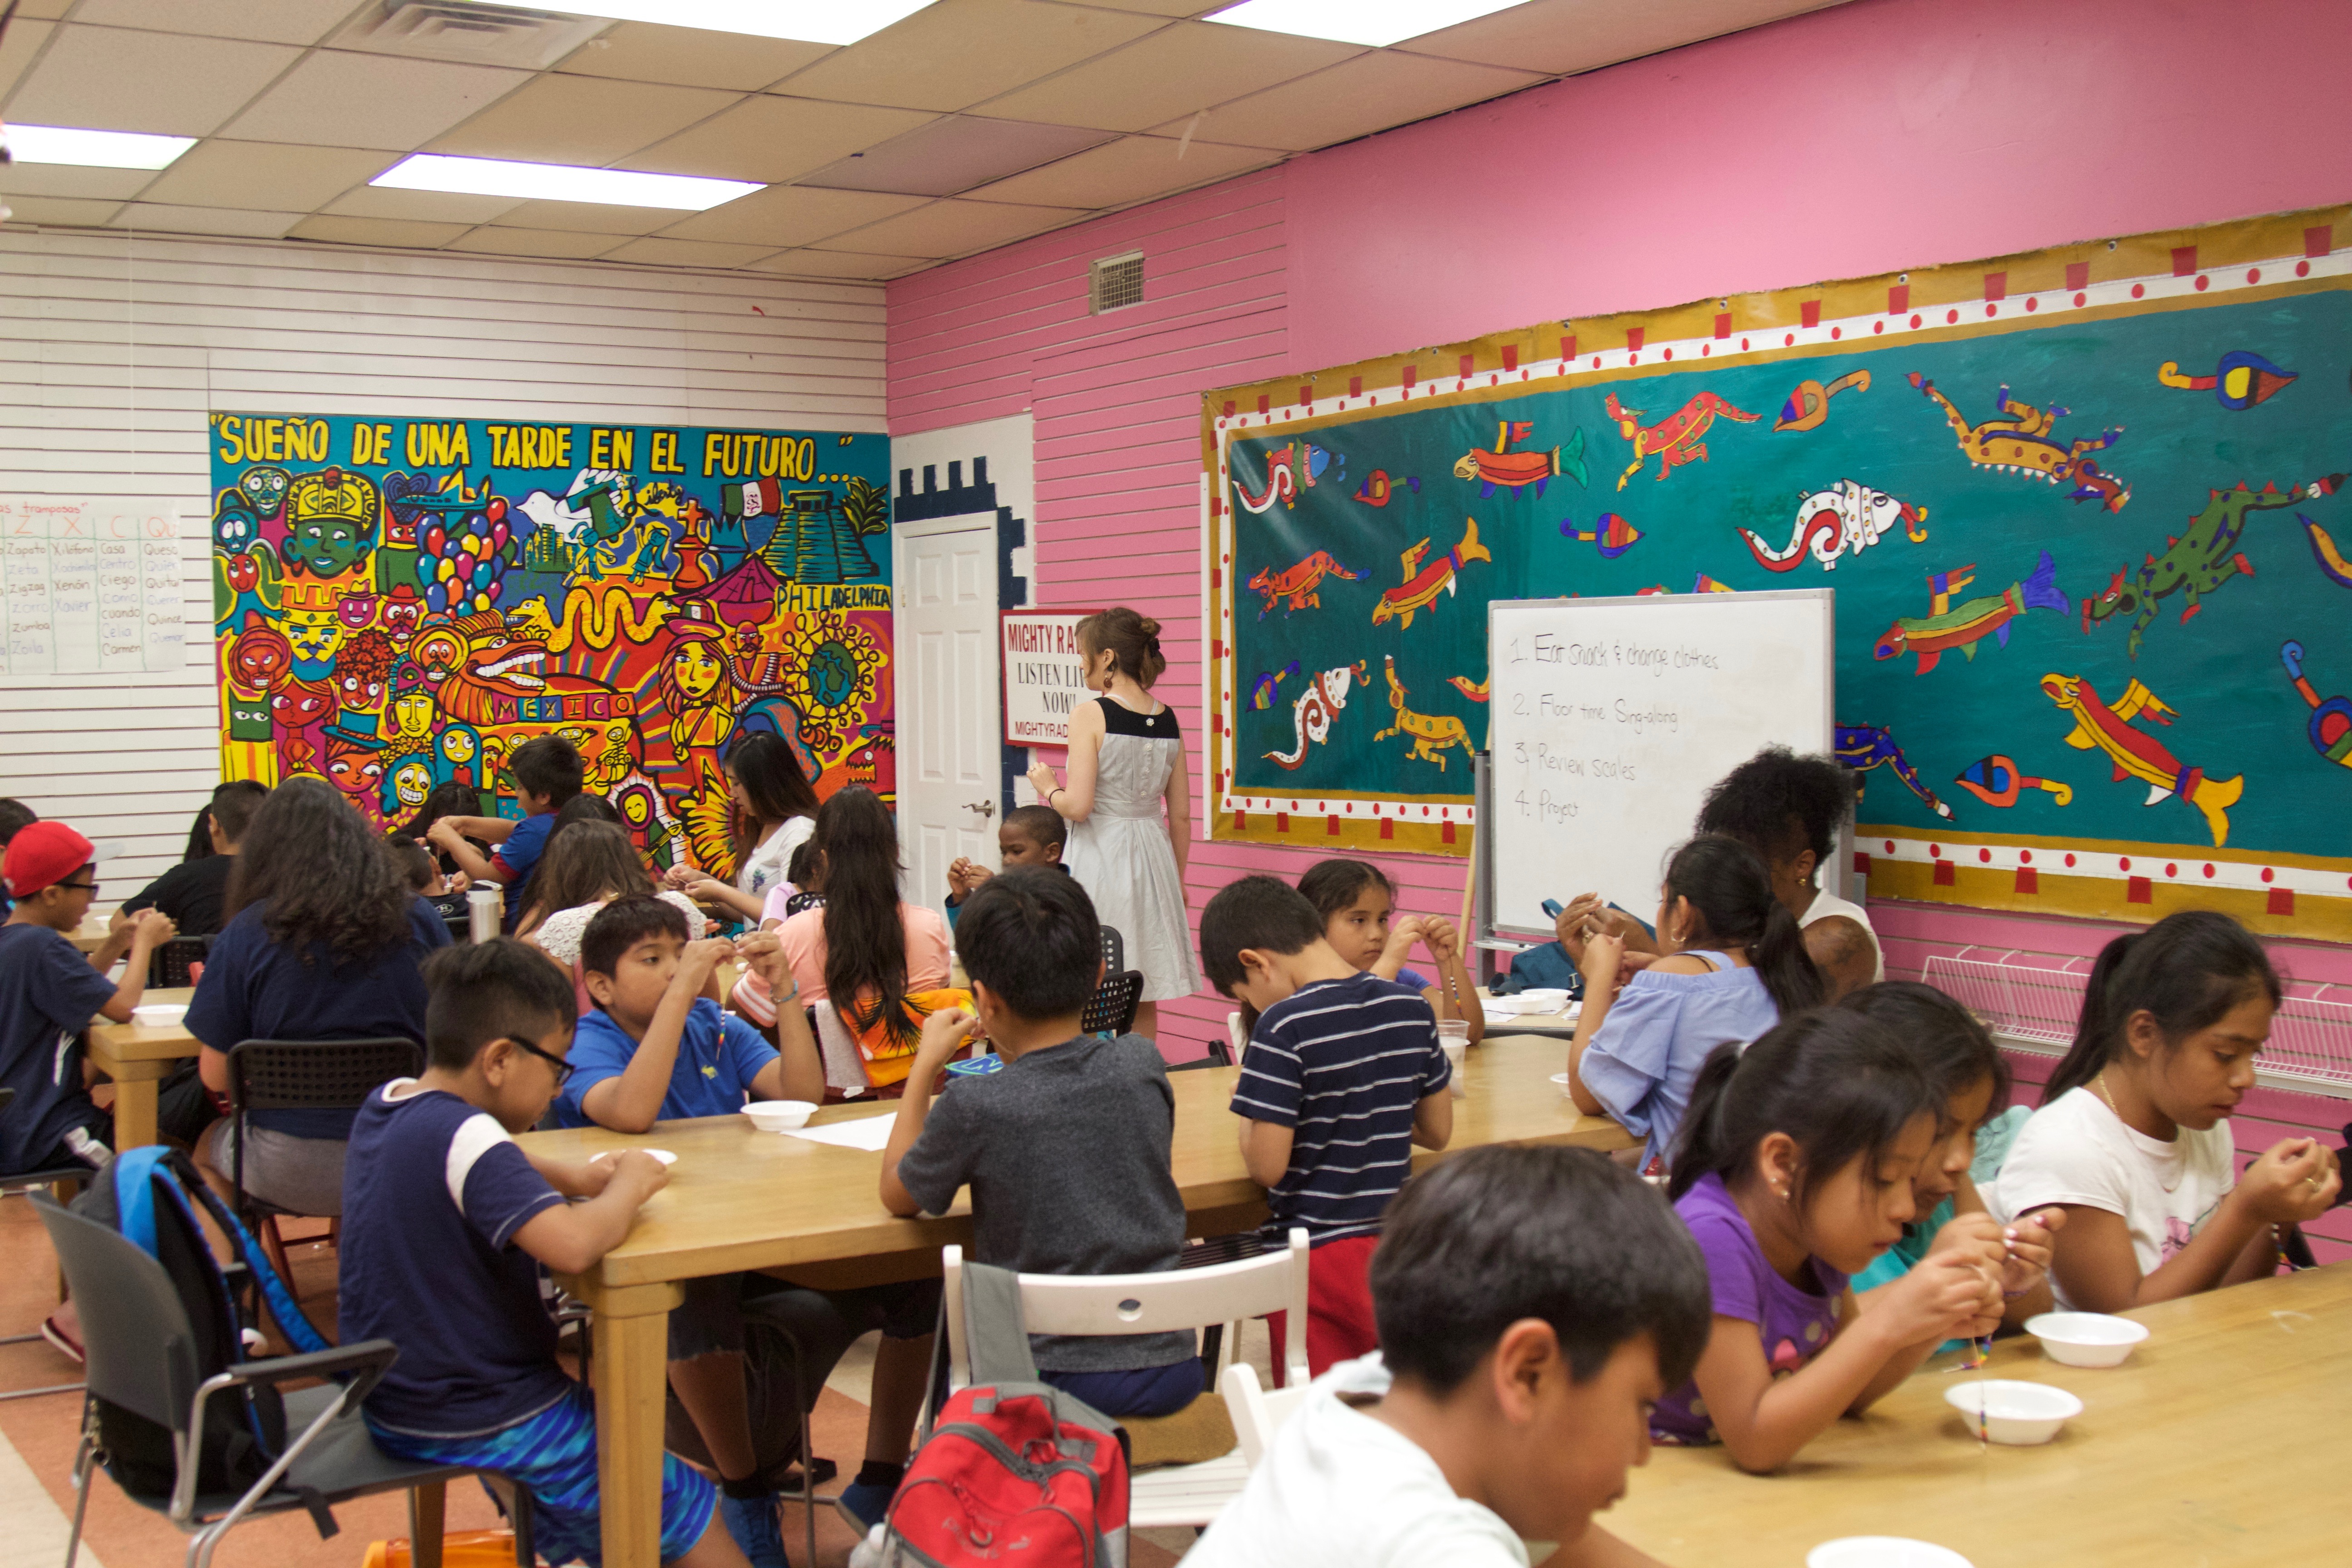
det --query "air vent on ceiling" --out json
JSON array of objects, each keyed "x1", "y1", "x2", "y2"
[
  {"x1": 1089, "y1": 252, "x2": 1144, "y2": 316},
  {"x1": 333, "y1": 1, "x2": 609, "y2": 71}
]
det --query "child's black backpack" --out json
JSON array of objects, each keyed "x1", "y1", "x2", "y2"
[{"x1": 71, "y1": 1145, "x2": 333, "y2": 1498}]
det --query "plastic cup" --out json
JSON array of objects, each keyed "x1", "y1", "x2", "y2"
[
  {"x1": 467, "y1": 884, "x2": 503, "y2": 943},
  {"x1": 1437, "y1": 1020, "x2": 1470, "y2": 1097}
]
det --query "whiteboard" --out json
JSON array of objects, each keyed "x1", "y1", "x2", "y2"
[{"x1": 1486, "y1": 591, "x2": 1833, "y2": 937}]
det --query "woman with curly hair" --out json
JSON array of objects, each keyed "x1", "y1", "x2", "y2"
[{"x1": 188, "y1": 776, "x2": 452, "y2": 1216}]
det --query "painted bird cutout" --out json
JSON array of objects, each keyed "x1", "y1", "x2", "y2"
[
  {"x1": 2156, "y1": 350, "x2": 2297, "y2": 410},
  {"x1": 1372, "y1": 518, "x2": 1491, "y2": 629},
  {"x1": 2040, "y1": 672, "x2": 2242, "y2": 846},
  {"x1": 1874, "y1": 552, "x2": 2068, "y2": 673},
  {"x1": 1955, "y1": 755, "x2": 2074, "y2": 808},
  {"x1": 1454, "y1": 421, "x2": 1586, "y2": 498},
  {"x1": 1774, "y1": 370, "x2": 1872, "y2": 432}
]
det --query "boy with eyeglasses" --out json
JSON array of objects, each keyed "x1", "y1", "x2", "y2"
[
  {"x1": 339, "y1": 937, "x2": 757, "y2": 1568},
  {"x1": 0, "y1": 821, "x2": 176, "y2": 1176}
]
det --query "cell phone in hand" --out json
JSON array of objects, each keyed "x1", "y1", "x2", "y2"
[{"x1": 1542, "y1": 899, "x2": 1565, "y2": 919}]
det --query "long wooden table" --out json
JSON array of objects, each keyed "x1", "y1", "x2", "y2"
[
  {"x1": 1608, "y1": 1264, "x2": 2352, "y2": 1565},
  {"x1": 514, "y1": 1032, "x2": 1627, "y2": 1568},
  {"x1": 84, "y1": 986, "x2": 197, "y2": 1149}
]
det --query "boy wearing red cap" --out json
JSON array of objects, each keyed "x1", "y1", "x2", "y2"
[{"x1": 0, "y1": 822, "x2": 176, "y2": 1176}]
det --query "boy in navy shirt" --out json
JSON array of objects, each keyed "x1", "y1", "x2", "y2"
[
  {"x1": 0, "y1": 821, "x2": 177, "y2": 1174},
  {"x1": 426, "y1": 733, "x2": 582, "y2": 930},
  {"x1": 338, "y1": 938, "x2": 750, "y2": 1567},
  {"x1": 1201, "y1": 875, "x2": 1453, "y2": 1377}
]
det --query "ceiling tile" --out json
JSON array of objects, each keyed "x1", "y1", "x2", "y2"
[
  {"x1": 963, "y1": 132, "x2": 1274, "y2": 208},
  {"x1": 748, "y1": 248, "x2": 931, "y2": 280},
  {"x1": 484, "y1": 199, "x2": 685, "y2": 236},
  {"x1": 135, "y1": 141, "x2": 393, "y2": 212},
  {"x1": 973, "y1": 21, "x2": 1360, "y2": 132},
  {"x1": 70, "y1": 0, "x2": 359, "y2": 47},
  {"x1": 1170, "y1": 50, "x2": 1542, "y2": 152},
  {"x1": 653, "y1": 185, "x2": 926, "y2": 247},
  {"x1": 627, "y1": 96, "x2": 936, "y2": 185},
  {"x1": 108, "y1": 202, "x2": 305, "y2": 239},
  {"x1": 799, "y1": 117, "x2": 1114, "y2": 197},
  {"x1": 320, "y1": 184, "x2": 523, "y2": 224},
  {"x1": 1401, "y1": 0, "x2": 1838, "y2": 75},
  {"x1": 4, "y1": 24, "x2": 302, "y2": 137},
  {"x1": 554, "y1": 20, "x2": 834, "y2": 92},
  {"x1": 0, "y1": 17, "x2": 54, "y2": 99},
  {"x1": 446, "y1": 225, "x2": 627, "y2": 260},
  {"x1": 222, "y1": 51, "x2": 533, "y2": 151},
  {"x1": 0, "y1": 162, "x2": 158, "y2": 201},
  {"x1": 291, "y1": 214, "x2": 473, "y2": 249},
  {"x1": 0, "y1": 195, "x2": 127, "y2": 228},
  {"x1": 601, "y1": 236, "x2": 781, "y2": 269},
  {"x1": 427, "y1": 74, "x2": 743, "y2": 165},
  {"x1": 817, "y1": 197, "x2": 1082, "y2": 260},
  {"x1": 770, "y1": 0, "x2": 1168, "y2": 113}
]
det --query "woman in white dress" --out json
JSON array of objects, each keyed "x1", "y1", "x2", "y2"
[
  {"x1": 1027, "y1": 608, "x2": 1199, "y2": 1040},
  {"x1": 672, "y1": 729, "x2": 817, "y2": 926}
]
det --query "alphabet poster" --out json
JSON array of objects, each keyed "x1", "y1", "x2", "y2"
[
  {"x1": 1202, "y1": 205, "x2": 2352, "y2": 936},
  {"x1": 209, "y1": 414, "x2": 892, "y2": 877}
]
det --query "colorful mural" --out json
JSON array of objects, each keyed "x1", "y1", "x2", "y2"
[
  {"x1": 209, "y1": 415, "x2": 893, "y2": 877},
  {"x1": 1203, "y1": 205, "x2": 2352, "y2": 935}
]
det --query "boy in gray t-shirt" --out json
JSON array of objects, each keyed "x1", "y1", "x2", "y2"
[{"x1": 882, "y1": 867, "x2": 1202, "y2": 1420}]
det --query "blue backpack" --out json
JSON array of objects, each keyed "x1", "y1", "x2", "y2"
[{"x1": 72, "y1": 1146, "x2": 333, "y2": 1498}]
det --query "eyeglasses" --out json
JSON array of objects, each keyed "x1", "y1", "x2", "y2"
[
  {"x1": 55, "y1": 881, "x2": 100, "y2": 893},
  {"x1": 501, "y1": 1035, "x2": 574, "y2": 1084}
]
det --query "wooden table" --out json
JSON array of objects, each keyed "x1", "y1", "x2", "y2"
[
  {"x1": 85, "y1": 987, "x2": 197, "y2": 1150},
  {"x1": 516, "y1": 1031, "x2": 1629, "y2": 1568},
  {"x1": 1477, "y1": 984, "x2": 1580, "y2": 1037},
  {"x1": 1607, "y1": 1265, "x2": 2352, "y2": 1565},
  {"x1": 67, "y1": 915, "x2": 113, "y2": 954}
]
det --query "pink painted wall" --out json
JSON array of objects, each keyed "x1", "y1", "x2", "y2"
[{"x1": 889, "y1": 0, "x2": 2352, "y2": 1256}]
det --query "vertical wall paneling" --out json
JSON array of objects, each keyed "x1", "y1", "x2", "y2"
[{"x1": 3, "y1": 229, "x2": 884, "y2": 887}]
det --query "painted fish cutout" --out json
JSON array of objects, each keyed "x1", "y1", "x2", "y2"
[
  {"x1": 1874, "y1": 551, "x2": 2068, "y2": 673},
  {"x1": 1454, "y1": 421, "x2": 1586, "y2": 499},
  {"x1": 2040, "y1": 672, "x2": 2241, "y2": 845},
  {"x1": 1373, "y1": 518, "x2": 1491, "y2": 629}
]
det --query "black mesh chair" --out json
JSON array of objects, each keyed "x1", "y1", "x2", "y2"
[
  {"x1": 225, "y1": 1039, "x2": 422, "y2": 1282},
  {"x1": 1099, "y1": 924, "x2": 1123, "y2": 979},
  {"x1": 0, "y1": 1087, "x2": 88, "y2": 1403},
  {"x1": 146, "y1": 935, "x2": 216, "y2": 989},
  {"x1": 1079, "y1": 970, "x2": 1145, "y2": 1037},
  {"x1": 32, "y1": 1192, "x2": 532, "y2": 1568}
]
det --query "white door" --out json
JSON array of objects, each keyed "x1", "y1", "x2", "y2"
[{"x1": 894, "y1": 521, "x2": 1000, "y2": 921}]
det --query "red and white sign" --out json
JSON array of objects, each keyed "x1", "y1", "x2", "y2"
[{"x1": 1001, "y1": 610, "x2": 1097, "y2": 745}]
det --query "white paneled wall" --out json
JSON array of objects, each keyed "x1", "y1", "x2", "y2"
[{"x1": 0, "y1": 227, "x2": 885, "y2": 887}]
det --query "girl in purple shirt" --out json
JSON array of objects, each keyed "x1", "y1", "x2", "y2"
[{"x1": 1652, "y1": 1008, "x2": 2005, "y2": 1471}]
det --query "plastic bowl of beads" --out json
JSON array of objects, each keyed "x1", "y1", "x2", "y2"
[
  {"x1": 1942, "y1": 1379, "x2": 2082, "y2": 1445},
  {"x1": 2023, "y1": 1311, "x2": 2149, "y2": 1368}
]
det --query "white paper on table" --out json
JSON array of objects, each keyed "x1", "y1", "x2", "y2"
[{"x1": 782, "y1": 1115, "x2": 896, "y2": 1152}]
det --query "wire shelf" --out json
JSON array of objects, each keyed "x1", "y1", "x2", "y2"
[{"x1": 1921, "y1": 954, "x2": 2352, "y2": 1102}]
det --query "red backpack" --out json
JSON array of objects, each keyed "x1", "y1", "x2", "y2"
[{"x1": 853, "y1": 1263, "x2": 1129, "y2": 1568}]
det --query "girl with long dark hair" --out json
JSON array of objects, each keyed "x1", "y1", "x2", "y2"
[
  {"x1": 674, "y1": 729, "x2": 819, "y2": 925},
  {"x1": 1567, "y1": 834, "x2": 1823, "y2": 1172},
  {"x1": 189, "y1": 777, "x2": 452, "y2": 1215},
  {"x1": 773, "y1": 787, "x2": 948, "y2": 1040},
  {"x1": 1991, "y1": 910, "x2": 2339, "y2": 1312}
]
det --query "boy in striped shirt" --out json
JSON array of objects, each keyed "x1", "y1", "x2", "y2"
[{"x1": 1201, "y1": 876, "x2": 1453, "y2": 1375}]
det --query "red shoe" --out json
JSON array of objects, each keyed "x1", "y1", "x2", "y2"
[{"x1": 40, "y1": 1314, "x2": 83, "y2": 1366}]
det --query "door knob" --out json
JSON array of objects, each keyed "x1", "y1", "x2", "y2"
[{"x1": 965, "y1": 799, "x2": 997, "y2": 818}]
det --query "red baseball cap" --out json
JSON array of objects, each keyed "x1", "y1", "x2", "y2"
[{"x1": 3, "y1": 821, "x2": 114, "y2": 898}]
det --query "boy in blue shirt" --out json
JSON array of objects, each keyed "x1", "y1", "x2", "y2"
[
  {"x1": 426, "y1": 732, "x2": 582, "y2": 930},
  {"x1": 339, "y1": 938, "x2": 749, "y2": 1568},
  {"x1": 1201, "y1": 875, "x2": 1453, "y2": 1378}
]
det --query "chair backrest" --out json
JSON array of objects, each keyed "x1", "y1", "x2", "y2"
[
  {"x1": 32, "y1": 1193, "x2": 200, "y2": 1433},
  {"x1": 1220, "y1": 1362, "x2": 1312, "y2": 1467},
  {"x1": 1078, "y1": 969, "x2": 1144, "y2": 1036},
  {"x1": 1099, "y1": 924, "x2": 1123, "y2": 978},
  {"x1": 1226, "y1": 1010, "x2": 1247, "y2": 1061},
  {"x1": 225, "y1": 1038, "x2": 423, "y2": 1115},
  {"x1": 942, "y1": 1227, "x2": 1311, "y2": 1392},
  {"x1": 808, "y1": 1000, "x2": 874, "y2": 1094},
  {"x1": 147, "y1": 934, "x2": 215, "y2": 988}
]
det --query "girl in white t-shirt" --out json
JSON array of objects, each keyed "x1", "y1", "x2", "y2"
[
  {"x1": 668, "y1": 730, "x2": 817, "y2": 925},
  {"x1": 1991, "y1": 911, "x2": 2340, "y2": 1313}
]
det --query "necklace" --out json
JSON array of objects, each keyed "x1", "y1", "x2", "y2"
[
  {"x1": 2092, "y1": 1068, "x2": 2122, "y2": 1117},
  {"x1": 2094, "y1": 1068, "x2": 2186, "y2": 1190}
]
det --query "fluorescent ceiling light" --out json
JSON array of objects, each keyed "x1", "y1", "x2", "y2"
[
  {"x1": 5, "y1": 125, "x2": 196, "y2": 170},
  {"x1": 566, "y1": 1, "x2": 937, "y2": 46},
  {"x1": 1207, "y1": 0, "x2": 1527, "y2": 49},
  {"x1": 372, "y1": 154, "x2": 760, "y2": 210}
]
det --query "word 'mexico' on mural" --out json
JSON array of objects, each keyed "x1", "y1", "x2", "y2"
[
  {"x1": 1203, "y1": 205, "x2": 2352, "y2": 936},
  {"x1": 210, "y1": 416, "x2": 893, "y2": 879}
]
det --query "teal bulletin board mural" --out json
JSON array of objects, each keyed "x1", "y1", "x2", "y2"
[
  {"x1": 1203, "y1": 205, "x2": 2352, "y2": 936},
  {"x1": 208, "y1": 415, "x2": 892, "y2": 878}
]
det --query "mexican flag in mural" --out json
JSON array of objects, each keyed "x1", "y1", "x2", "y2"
[
  {"x1": 1204, "y1": 205, "x2": 2352, "y2": 937},
  {"x1": 208, "y1": 415, "x2": 892, "y2": 878}
]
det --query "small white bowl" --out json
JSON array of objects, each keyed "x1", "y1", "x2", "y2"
[
  {"x1": 1943, "y1": 1378, "x2": 2082, "y2": 1445},
  {"x1": 2024, "y1": 1311, "x2": 2149, "y2": 1368},
  {"x1": 1808, "y1": 1539, "x2": 1974, "y2": 1568},
  {"x1": 1549, "y1": 1071, "x2": 1574, "y2": 1096},
  {"x1": 131, "y1": 1003, "x2": 188, "y2": 1028},
  {"x1": 593, "y1": 1147, "x2": 677, "y2": 1166},
  {"x1": 743, "y1": 1100, "x2": 817, "y2": 1132}
]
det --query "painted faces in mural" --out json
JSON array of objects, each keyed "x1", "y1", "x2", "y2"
[{"x1": 285, "y1": 468, "x2": 379, "y2": 579}]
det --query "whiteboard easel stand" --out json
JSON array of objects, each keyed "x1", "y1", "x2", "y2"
[{"x1": 1470, "y1": 750, "x2": 1539, "y2": 987}]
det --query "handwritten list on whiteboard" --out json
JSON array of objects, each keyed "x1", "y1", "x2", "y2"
[{"x1": 0, "y1": 499, "x2": 186, "y2": 676}]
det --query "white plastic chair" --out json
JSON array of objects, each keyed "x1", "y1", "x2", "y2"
[
  {"x1": 941, "y1": 1227, "x2": 1310, "y2": 1529},
  {"x1": 809, "y1": 999, "x2": 873, "y2": 1097},
  {"x1": 1220, "y1": 1361, "x2": 1313, "y2": 1467}
]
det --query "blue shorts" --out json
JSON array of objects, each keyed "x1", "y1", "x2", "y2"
[
  {"x1": 369, "y1": 1384, "x2": 714, "y2": 1567},
  {"x1": 1041, "y1": 1357, "x2": 1205, "y2": 1419}
]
